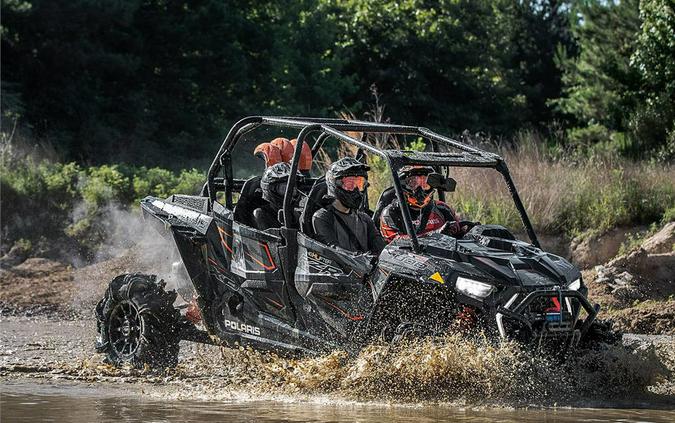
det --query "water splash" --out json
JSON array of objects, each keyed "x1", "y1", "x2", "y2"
[{"x1": 61, "y1": 333, "x2": 671, "y2": 406}]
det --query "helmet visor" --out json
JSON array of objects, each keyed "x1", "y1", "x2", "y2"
[
  {"x1": 404, "y1": 175, "x2": 430, "y2": 191},
  {"x1": 338, "y1": 175, "x2": 367, "y2": 192}
]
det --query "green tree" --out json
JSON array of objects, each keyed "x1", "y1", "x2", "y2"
[
  {"x1": 553, "y1": 0, "x2": 674, "y2": 157},
  {"x1": 1, "y1": 0, "x2": 355, "y2": 165},
  {"x1": 552, "y1": 0, "x2": 641, "y2": 151},
  {"x1": 247, "y1": 0, "x2": 356, "y2": 115},
  {"x1": 630, "y1": 0, "x2": 675, "y2": 157},
  {"x1": 335, "y1": 0, "x2": 529, "y2": 134},
  {"x1": 497, "y1": 0, "x2": 576, "y2": 128}
]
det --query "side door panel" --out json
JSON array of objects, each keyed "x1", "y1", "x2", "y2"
[
  {"x1": 295, "y1": 233, "x2": 375, "y2": 338},
  {"x1": 207, "y1": 206, "x2": 294, "y2": 324},
  {"x1": 231, "y1": 223, "x2": 294, "y2": 321}
]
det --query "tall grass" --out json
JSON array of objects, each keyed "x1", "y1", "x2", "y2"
[
  {"x1": 315, "y1": 126, "x2": 673, "y2": 238},
  {"x1": 415, "y1": 137, "x2": 674, "y2": 237}
]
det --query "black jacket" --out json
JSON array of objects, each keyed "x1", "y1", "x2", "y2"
[
  {"x1": 253, "y1": 204, "x2": 281, "y2": 231},
  {"x1": 312, "y1": 205, "x2": 386, "y2": 255}
]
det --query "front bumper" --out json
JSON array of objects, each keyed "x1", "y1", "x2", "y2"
[{"x1": 495, "y1": 288, "x2": 599, "y2": 345}]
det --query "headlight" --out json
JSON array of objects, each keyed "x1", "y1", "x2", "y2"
[
  {"x1": 455, "y1": 276, "x2": 495, "y2": 299},
  {"x1": 568, "y1": 278, "x2": 581, "y2": 291}
]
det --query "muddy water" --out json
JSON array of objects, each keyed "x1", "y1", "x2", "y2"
[
  {"x1": 1, "y1": 317, "x2": 674, "y2": 422},
  {"x1": 1, "y1": 381, "x2": 674, "y2": 423}
]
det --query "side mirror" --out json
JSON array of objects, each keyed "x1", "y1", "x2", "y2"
[{"x1": 427, "y1": 172, "x2": 456, "y2": 192}]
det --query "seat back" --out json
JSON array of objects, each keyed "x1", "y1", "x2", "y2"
[
  {"x1": 372, "y1": 186, "x2": 397, "y2": 227},
  {"x1": 233, "y1": 176, "x2": 266, "y2": 227},
  {"x1": 299, "y1": 177, "x2": 332, "y2": 238}
]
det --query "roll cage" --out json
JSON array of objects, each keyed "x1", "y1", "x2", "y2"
[{"x1": 201, "y1": 116, "x2": 540, "y2": 252}]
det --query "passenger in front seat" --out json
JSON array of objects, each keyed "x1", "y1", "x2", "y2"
[
  {"x1": 379, "y1": 165, "x2": 463, "y2": 242},
  {"x1": 312, "y1": 158, "x2": 385, "y2": 255},
  {"x1": 254, "y1": 162, "x2": 300, "y2": 230}
]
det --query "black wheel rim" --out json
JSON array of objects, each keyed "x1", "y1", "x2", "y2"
[{"x1": 109, "y1": 301, "x2": 143, "y2": 358}]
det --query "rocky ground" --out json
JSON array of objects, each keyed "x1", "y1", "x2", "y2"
[{"x1": 583, "y1": 222, "x2": 674, "y2": 335}]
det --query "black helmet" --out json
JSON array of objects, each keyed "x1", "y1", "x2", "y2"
[
  {"x1": 326, "y1": 157, "x2": 370, "y2": 210},
  {"x1": 260, "y1": 162, "x2": 301, "y2": 208},
  {"x1": 398, "y1": 165, "x2": 435, "y2": 209}
]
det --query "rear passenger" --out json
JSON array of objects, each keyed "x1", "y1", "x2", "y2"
[{"x1": 254, "y1": 162, "x2": 301, "y2": 230}]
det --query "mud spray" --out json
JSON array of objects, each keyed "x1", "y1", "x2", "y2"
[
  {"x1": 69, "y1": 202, "x2": 186, "y2": 310},
  {"x1": 52, "y1": 332, "x2": 670, "y2": 407}
]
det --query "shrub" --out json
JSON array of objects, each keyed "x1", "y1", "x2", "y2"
[
  {"x1": 175, "y1": 169, "x2": 206, "y2": 196},
  {"x1": 0, "y1": 159, "x2": 207, "y2": 262},
  {"x1": 132, "y1": 167, "x2": 178, "y2": 201},
  {"x1": 1, "y1": 148, "x2": 671, "y2": 263},
  {"x1": 662, "y1": 206, "x2": 675, "y2": 223},
  {"x1": 80, "y1": 165, "x2": 133, "y2": 208}
]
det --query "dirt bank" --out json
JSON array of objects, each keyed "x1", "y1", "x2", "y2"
[
  {"x1": 0, "y1": 254, "x2": 134, "y2": 317},
  {"x1": 0, "y1": 239, "x2": 177, "y2": 317},
  {"x1": 584, "y1": 222, "x2": 675, "y2": 335}
]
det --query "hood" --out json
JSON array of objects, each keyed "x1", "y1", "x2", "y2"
[{"x1": 381, "y1": 232, "x2": 580, "y2": 289}]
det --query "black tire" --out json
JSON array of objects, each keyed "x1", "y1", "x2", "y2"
[
  {"x1": 579, "y1": 319, "x2": 623, "y2": 349},
  {"x1": 95, "y1": 273, "x2": 181, "y2": 369}
]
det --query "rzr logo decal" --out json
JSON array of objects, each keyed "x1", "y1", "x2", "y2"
[
  {"x1": 307, "y1": 253, "x2": 342, "y2": 273},
  {"x1": 308, "y1": 251, "x2": 330, "y2": 263}
]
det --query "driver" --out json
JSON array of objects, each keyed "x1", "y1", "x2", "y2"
[
  {"x1": 312, "y1": 158, "x2": 385, "y2": 255},
  {"x1": 254, "y1": 162, "x2": 300, "y2": 230},
  {"x1": 379, "y1": 165, "x2": 462, "y2": 242}
]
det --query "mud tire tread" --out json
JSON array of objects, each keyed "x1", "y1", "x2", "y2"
[{"x1": 95, "y1": 273, "x2": 181, "y2": 369}]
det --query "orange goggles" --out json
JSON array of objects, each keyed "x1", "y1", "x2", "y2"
[
  {"x1": 404, "y1": 175, "x2": 430, "y2": 190},
  {"x1": 338, "y1": 175, "x2": 367, "y2": 191}
]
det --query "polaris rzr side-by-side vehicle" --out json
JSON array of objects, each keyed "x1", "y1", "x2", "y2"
[{"x1": 96, "y1": 116, "x2": 610, "y2": 368}]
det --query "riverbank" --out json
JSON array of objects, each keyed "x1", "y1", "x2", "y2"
[{"x1": 0, "y1": 186, "x2": 672, "y2": 412}]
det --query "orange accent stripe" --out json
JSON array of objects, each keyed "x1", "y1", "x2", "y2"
[
  {"x1": 321, "y1": 298, "x2": 364, "y2": 321},
  {"x1": 266, "y1": 297, "x2": 284, "y2": 309},
  {"x1": 208, "y1": 257, "x2": 227, "y2": 273},
  {"x1": 245, "y1": 242, "x2": 277, "y2": 271},
  {"x1": 217, "y1": 226, "x2": 234, "y2": 254}
]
